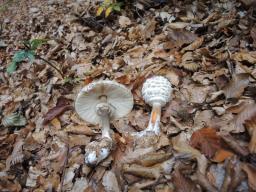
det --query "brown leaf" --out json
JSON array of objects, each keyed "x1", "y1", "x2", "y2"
[
  {"x1": 239, "y1": 0, "x2": 256, "y2": 6},
  {"x1": 219, "y1": 132, "x2": 249, "y2": 156},
  {"x1": 181, "y1": 37, "x2": 204, "y2": 53},
  {"x1": 50, "y1": 118, "x2": 61, "y2": 130},
  {"x1": 235, "y1": 103, "x2": 256, "y2": 132},
  {"x1": 232, "y1": 52, "x2": 256, "y2": 64},
  {"x1": 123, "y1": 164, "x2": 160, "y2": 179},
  {"x1": 212, "y1": 149, "x2": 234, "y2": 163},
  {"x1": 251, "y1": 26, "x2": 256, "y2": 47},
  {"x1": 241, "y1": 163, "x2": 256, "y2": 191},
  {"x1": 64, "y1": 124, "x2": 98, "y2": 136},
  {"x1": 167, "y1": 29, "x2": 197, "y2": 48},
  {"x1": 190, "y1": 128, "x2": 221, "y2": 158},
  {"x1": 134, "y1": 152, "x2": 172, "y2": 167},
  {"x1": 172, "y1": 169, "x2": 199, "y2": 192},
  {"x1": 43, "y1": 97, "x2": 73, "y2": 124},
  {"x1": 245, "y1": 114, "x2": 256, "y2": 153},
  {"x1": 223, "y1": 73, "x2": 250, "y2": 99},
  {"x1": 102, "y1": 171, "x2": 121, "y2": 192},
  {"x1": 221, "y1": 158, "x2": 246, "y2": 192},
  {"x1": 172, "y1": 132, "x2": 201, "y2": 158},
  {"x1": 115, "y1": 74, "x2": 132, "y2": 85}
]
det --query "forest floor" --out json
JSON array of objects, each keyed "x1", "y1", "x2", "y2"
[{"x1": 1, "y1": 0, "x2": 256, "y2": 191}]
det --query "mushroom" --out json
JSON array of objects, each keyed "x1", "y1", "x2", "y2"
[
  {"x1": 75, "y1": 80, "x2": 133, "y2": 166},
  {"x1": 138, "y1": 76, "x2": 172, "y2": 136}
]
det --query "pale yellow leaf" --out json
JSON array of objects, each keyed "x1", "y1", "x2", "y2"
[{"x1": 105, "y1": 7, "x2": 112, "y2": 17}]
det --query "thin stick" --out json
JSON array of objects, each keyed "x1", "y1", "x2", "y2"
[{"x1": 37, "y1": 55, "x2": 64, "y2": 78}]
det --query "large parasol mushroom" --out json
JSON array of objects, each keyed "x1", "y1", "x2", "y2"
[
  {"x1": 138, "y1": 76, "x2": 172, "y2": 136},
  {"x1": 75, "y1": 80, "x2": 133, "y2": 166}
]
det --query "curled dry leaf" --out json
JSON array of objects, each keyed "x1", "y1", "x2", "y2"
[
  {"x1": 212, "y1": 149, "x2": 234, "y2": 163},
  {"x1": 72, "y1": 177, "x2": 88, "y2": 192},
  {"x1": 43, "y1": 97, "x2": 73, "y2": 124},
  {"x1": 102, "y1": 171, "x2": 120, "y2": 192},
  {"x1": 223, "y1": 73, "x2": 250, "y2": 99},
  {"x1": 119, "y1": 16, "x2": 131, "y2": 28},
  {"x1": 245, "y1": 114, "x2": 256, "y2": 153},
  {"x1": 172, "y1": 132, "x2": 201, "y2": 158},
  {"x1": 123, "y1": 158, "x2": 175, "y2": 180},
  {"x1": 134, "y1": 152, "x2": 172, "y2": 167},
  {"x1": 190, "y1": 128, "x2": 221, "y2": 158},
  {"x1": 220, "y1": 158, "x2": 245, "y2": 192},
  {"x1": 219, "y1": 132, "x2": 249, "y2": 157},
  {"x1": 26, "y1": 166, "x2": 47, "y2": 187},
  {"x1": 235, "y1": 102, "x2": 256, "y2": 132},
  {"x1": 167, "y1": 29, "x2": 197, "y2": 48},
  {"x1": 241, "y1": 163, "x2": 256, "y2": 191},
  {"x1": 5, "y1": 138, "x2": 24, "y2": 171},
  {"x1": 167, "y1": 22, "x2": 190, "y2": 29},
  {"x1": 64, "y1": 124, "x2": 99, "y2": 136},
  {"x1": 172, "y1": 168, "x2": 199, "y2": 192},
  {"x1": 232, "y1": 52, "x2": 256, "y2": 64},
  {"x1": 251, "y1": 26, "x2": 256, "y2": 47},
  {"x1": 181, "y1": 37, "x2": 204, "y2": 53}
]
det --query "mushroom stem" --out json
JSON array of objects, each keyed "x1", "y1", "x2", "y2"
[
  {"x1": 97, "y1": 95, "x2": 112, "y2": 140},
  {"x1": 101, "y1": 115, "x2": 111, "y2": 139},
  {"x1": 146, "y1": 102, "x2": 162, "y2": 134}
]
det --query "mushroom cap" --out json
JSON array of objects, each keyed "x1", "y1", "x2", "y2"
[
  {"x1": 75, "y1": 80, "x2": 133, "y2": 124},
  {"x1": 142, "y1": 76, "x2": 172, "y2": 107}
]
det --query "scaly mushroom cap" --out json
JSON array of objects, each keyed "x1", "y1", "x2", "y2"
[
  {"x1": 142, "y1": 76, "x2": 172, "y2": 107},
  {"x1": 75, "y1": 80, "x2": 133, "y2": 124}
]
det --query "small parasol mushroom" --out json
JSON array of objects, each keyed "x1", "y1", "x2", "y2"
[
  {"x1": 75, "y1": 80, "x2": 133, "y2": 166},
  {"x1": 138, "y1": 76, "x2": 172, "y2": 136}
]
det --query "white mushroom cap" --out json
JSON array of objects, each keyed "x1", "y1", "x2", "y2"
[
  {"x1": 75, "y1": 80, "x2": 133, "y2": 124},
  {"x1": 142, "y1": 76, "x2": 172, "y2": 107}
]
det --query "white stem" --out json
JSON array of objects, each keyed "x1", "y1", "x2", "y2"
[
  {"x1": 101, "y1": 115, "x2": 111, "y2": 139},
  {"x1": 147, "y1": 102, "x2": 162, "y2": 134}
]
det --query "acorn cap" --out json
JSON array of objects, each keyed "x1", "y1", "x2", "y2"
[
  {"x1": 142, "y1": 76, "x2": 172, "y2": 107},
  {"x1": 75, "y1": 80, "x2": 133, "y2": 124}
]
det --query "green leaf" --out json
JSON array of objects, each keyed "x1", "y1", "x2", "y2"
[
  {"x1": 112, "y1": 4, "x2": 121, "y2": 12},
  {"x1": 30, "y1": 39, "x2": 47, "y2": 50},
  {"x1": 7, "y1": 61, "x2": 18, "y2": 74},
  {"x1": 12, "y1": 50, "x2": 28, "y2": 63},
  {"x1": 26, "y1": 50, "x2": 35, "y2": 62},
  {"x1": 7, "y1": 50, "x2": 36, "y2": 74}
]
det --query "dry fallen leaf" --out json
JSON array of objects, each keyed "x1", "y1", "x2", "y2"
[
  {"x1": 223, "y1": 73, "x2": 250, "y2": 99},
  {"x1": 167, "y1": 29, "x2": 197, "y2": 48},
  {"x1": 181, "y1": 37, "x2": 204, "y2": 53},
  {"x1": 43, "y1": 97, "x2": 73, "y2": 124},
  {"x1": 235, "y1": 102, "x2": 256, "y2": 132},
  {"x1": 119, "y1": 16, "x2": 131, "y2": 28},
  {"x1": 190, "y1": 128, "x2": 221, "y2": 158},
  {"x1": 172, "y1": 132, "x2": 201, "y2": 158},
  {"x1": 102, "y1": 171, "x2": 120, "y2": 192},
  {"x1": 245, "y1": 114, "x2": 256, "y2": 153},
  {"x1": 212, "y1": 149, "x2": 234, "y2": 163},
  {"x1": 241, "y1": 163, "x2": 256, "y2": 191},
  {"x1": 251, "y1": 26, "x2": 256, "y2": 47},
  {"x1": 64, "y1": 124, "x2": 98, "y2": 136},
  {"x1": 172, "y1": 168, "x2": 199, "y2": 192},
  {"x1": 232, "y1": 52, "x2": 256, "y2": 64},
  {"x1": 134, "y1": 152, "x2": 172, "y2": 167}
]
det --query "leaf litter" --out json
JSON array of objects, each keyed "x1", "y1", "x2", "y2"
[{"x1": 1, "y1": 0, "x2": 256, "y2": 191}]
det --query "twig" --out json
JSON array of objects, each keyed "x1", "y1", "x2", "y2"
[{"x1": 37, "y1": 55, "x2": 64, "y2": 78}]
